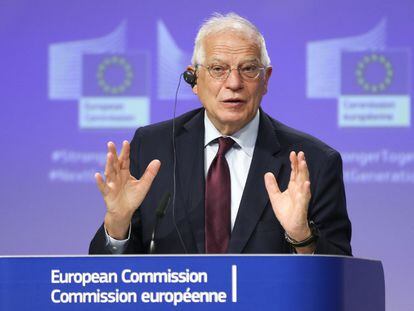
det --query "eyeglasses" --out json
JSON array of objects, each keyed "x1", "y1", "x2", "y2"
[{"x1": 196, "y1": 63, "x2": 266, "y2": 81}]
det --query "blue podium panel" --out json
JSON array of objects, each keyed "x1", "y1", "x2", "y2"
[{"x1": 0, "y1": 255, "x2": 384, "y2": 310}]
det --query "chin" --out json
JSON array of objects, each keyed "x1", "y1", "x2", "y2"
[
  {"x1": 219, "y1": 111, "x2": 245, "y2": 122},
  {"x1": 217, "y1": 116, "x2": 249, "y2": 133}
]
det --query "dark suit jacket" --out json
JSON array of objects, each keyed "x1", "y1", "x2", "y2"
[{"x1": 89, "y1": 108, "x2": 352, "y2": 255}]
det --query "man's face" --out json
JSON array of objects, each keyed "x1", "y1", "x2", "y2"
[{"x1": 192, "y1": 31, "x2": 272, "y2": 135}]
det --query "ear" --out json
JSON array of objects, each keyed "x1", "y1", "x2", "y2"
[{"x1": 262, "y1": 66, "x2": 273, "y2": 95}]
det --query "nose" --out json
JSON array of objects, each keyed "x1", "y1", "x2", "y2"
[{"x1": 224, "y1": 68, "x2": 243, "y2": 91}]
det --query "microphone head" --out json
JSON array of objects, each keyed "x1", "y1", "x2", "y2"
[
  {"x1": 155, "y1": 192, "x2": 171, "y2": 218},
  {"x1": 183, "y1": 70, "x2": 197, "y2": 88}
]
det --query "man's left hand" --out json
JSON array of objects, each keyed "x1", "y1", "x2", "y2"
[{"x1": 264, "y1": 151, "x2": 315, "y2": 253}]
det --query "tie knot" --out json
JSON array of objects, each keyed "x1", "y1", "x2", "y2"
[{"x1": 217, "y1": 137, "x2": 235, "y2": 156}]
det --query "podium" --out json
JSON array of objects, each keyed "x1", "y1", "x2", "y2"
[{"x1": 0, "y1": 255, "x2": 384, "y2": 310}]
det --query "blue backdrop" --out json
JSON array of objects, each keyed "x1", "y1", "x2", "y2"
[{"x1": 1, "y1": 1, "x2": 413, "y2": 309}]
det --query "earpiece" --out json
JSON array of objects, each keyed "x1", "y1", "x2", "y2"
[{"x1": 183, "y1": 70, "x2": 197, "y2": 88}]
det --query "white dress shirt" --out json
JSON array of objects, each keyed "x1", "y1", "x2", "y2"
[
  {"x1": 105, "y1": 110, "x2": 260, "y2": 253},
  {"x1": 204, "y1": 110, "x2": 259, "y2": 230}
]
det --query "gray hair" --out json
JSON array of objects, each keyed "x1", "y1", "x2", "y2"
[{"x1": 191, "y1": 12, "x2": 271, "y2": 67}]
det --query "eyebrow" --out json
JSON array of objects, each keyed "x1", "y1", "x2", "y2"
[{"x1": 207, "y1": 57, "x2": 260, "y2": 64}]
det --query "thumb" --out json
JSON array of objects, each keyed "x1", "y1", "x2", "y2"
[
  {"x1": 95, "y1": 172, "x2": 106, "y2": 194},
  {"x1": 264, "y1": 172, "x2": 281, "y2": 199},
  {"x1": 139, "y1": 159, "x2": 161, "y2": 193}
]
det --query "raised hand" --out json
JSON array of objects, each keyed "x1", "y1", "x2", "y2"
[
  {"x1": 264, "y1": 151, "x2": 312, "y2": 243},
  {"x1": 95, "y1": 141, "x2": 161, "y2": 239}
]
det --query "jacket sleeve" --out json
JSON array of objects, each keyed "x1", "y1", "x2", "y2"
[{"x1": 310, "y1": 151, "x2": 352, "y2": 256}]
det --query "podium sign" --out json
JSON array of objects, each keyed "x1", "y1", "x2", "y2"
[{"x1": 0, "y1": 255, "x2": 384, "y2": 310}]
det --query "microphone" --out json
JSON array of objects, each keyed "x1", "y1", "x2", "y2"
[
  {"x1": 149, "y1": 192, "x2": 171, "y2": 254},
  {"x1": 167, "y1": 73, "x2": 190, "y2": 254}
]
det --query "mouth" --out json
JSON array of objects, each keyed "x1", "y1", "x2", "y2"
[{"x1": 221, "y1": 98, "x2": 246, "y2": 105}]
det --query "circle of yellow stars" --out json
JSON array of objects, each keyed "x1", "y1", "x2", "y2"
[
  {"x1": 97, "y1": 56, "x2": 134, "y2": 95},
  {"x1": 355, "y1": 53, "x2": 394, "y2": 93}
]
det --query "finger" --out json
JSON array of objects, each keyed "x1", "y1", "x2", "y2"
[
  {"x1": 299, "y1": 161, "x2": 310, "y2": 183},
  {"x1": 119, "y1": 140, "x2": 130, "y2": 170},
  {"x1": 298, "y1": 151, "x2": 309, "y2": 182},
  {"x1": 264, "y1": 172, "x2": 281, "y2": 197},
  {"x1": 139, "y1": 159, "x2": 161, "y2": 193},
  {"x1": 289, "y1": 151, "x2": 298, "y2": 181},
  {"x1": 118, "y1": 140, "x2": 129, "y2": 160},
  {"x1": 300, "y1": 181, "x2": 312, "y2": 212},
  {"x1": 297, "y1": 152, "x2": 310, "y2": 183},
  {"x1": 104, "y1": 152, "x2": 116, "y2": 180},
  {"x1": 107, "y1": 141, "x2": 119, "y2": 161},
  {"x1": 107, "y1": 141, "x2": 120, "y2": 172},
  {"x1": 95, "y1": 172, "x2": 106, "y2": 194}
]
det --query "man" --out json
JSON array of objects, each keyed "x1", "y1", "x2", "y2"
[{"x1": 89, "y1": 13, "x2": 352, "y2": 255}]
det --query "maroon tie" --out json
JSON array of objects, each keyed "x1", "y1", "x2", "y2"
[{"x1": 205, "y1": 137, "x2": 235, "y2": 253}]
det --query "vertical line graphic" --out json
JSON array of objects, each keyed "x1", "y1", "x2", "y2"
[{"x1": 232, "y1": 265, "x2": 238, "y2": 303}]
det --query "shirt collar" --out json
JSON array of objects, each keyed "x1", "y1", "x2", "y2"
[{"x1": 204, "y1": 109, "x2": 259, "y2": 157}]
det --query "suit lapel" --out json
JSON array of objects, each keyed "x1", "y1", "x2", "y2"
[
  {"x1": 229, "y1": 111, "x2": 282, "y2": 253},
  {"x1": 175, "y1": 110, "x2": 205, "y2": 253}
]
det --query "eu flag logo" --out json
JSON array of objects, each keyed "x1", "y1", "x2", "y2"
[
  {"x1": 83, "y1": 53, "x2": 149, "y2": 97},
  {"x1": 79, "y1": 52, "x2": 150, "y2": 129},
  {"x1": 341, "y1": 51, "x2": 409, "y2": 95},
  {"x1": 339, "y1": 50, "x2": 411, "y2": 127}
]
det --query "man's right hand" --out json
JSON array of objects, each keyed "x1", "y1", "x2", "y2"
[{"x1": 95, "y1": 140, "x2": 161, "y2": 240}]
